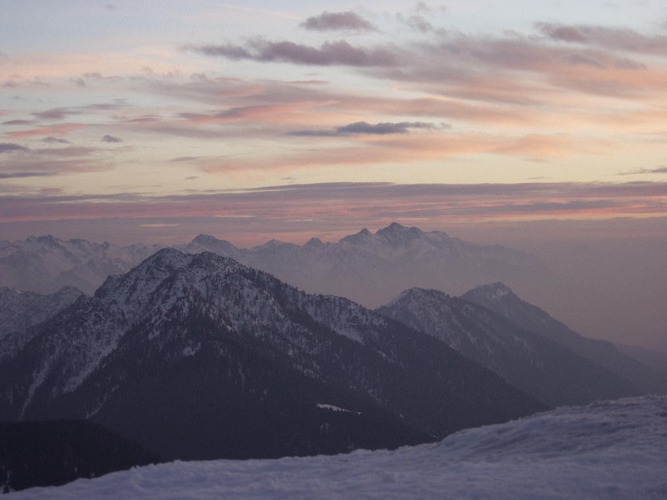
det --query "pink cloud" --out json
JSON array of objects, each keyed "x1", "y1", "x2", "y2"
[{"x1": 7, "y1": 123, "x2": 85, "y2": 138}]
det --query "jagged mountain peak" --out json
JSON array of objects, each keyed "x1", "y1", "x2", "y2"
[
  {"x1": 94, "y1": 248, "x2": 193, "y2": 299},
  {"x1": 375, "y1": 223, "x2": 425, "y2": 246},
  {"x1": 97, "y1": 248, "x2": 244, "y2": 291},
  {"x1": 188, "y1": 234, "x2": 238, "y2": 253},
  {"x1": 27, "y1": 234, "x2": 59, "y2": 244},
  {"x1": 339, "y1": 228, "x2": 373, "y2": 245},
  {"x1": 304, "y1": 237, "x2": 324, "y2": 249},
  {"x1": 254, "y1": 239, "x2": 301, "y2": 252}
]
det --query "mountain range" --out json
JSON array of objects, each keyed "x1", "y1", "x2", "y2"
[
  {"x1": 184, "y1": 222, "x2": 549, "y2": 307},
  {"x1": 0, "y1": 249, "x2": 543, "y2": 460},
  {"x1": 1, "y1": 224, "x2": 665, "y2": 468},
  {"x1": 0, "y1": 235, "x2": 159, "y2": 295},
  {"x1": 0, "y1": 223, "x2": 547, "y2": 307}
]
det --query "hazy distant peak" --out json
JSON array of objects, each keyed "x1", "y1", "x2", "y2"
[
  {"x1": 375, "y1": 222, "x2": 424, "y2": 245},
  {"x1": 191, "y1": 234, "x2": 219, "y2": 245},
  {"x1": 255, "y1": 239, "x2": 300, "y2": 251},
  {"x1": 26, "y1": 234, "x2": 62, "y2": 246},
  {"x1": 376, "y1": 222, "x2": 415, "y2": 234},
  {"x1": 339, "y1": 228, "x2": 373, "y2": 244},
  {"x1": 185, "y1": 234, "x2": 239, "y2": 257},
  {"x1": 304, "y1": 237, "x2": 324, "y2": 248}
]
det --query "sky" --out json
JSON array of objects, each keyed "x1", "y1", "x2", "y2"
[{"x1": 1, "y1": 1, "x2": 667, "y2": 349}]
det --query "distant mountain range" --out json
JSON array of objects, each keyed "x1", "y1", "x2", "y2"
[
  {"x1": 0, "y1": 223, "x2": 547, "y2": 306},
  {"x1": 0, "y1": 235, "x2": 160, "y2": 295},
  {"x1": 0, "y1": 249, "x2": 543, "y2": 460},
  {"x1": 183, "y1": 222, "x2": 549, "y2": 308}
]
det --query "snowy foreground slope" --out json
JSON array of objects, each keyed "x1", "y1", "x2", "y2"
[{"x1": 11, "y1": 395, "x2": 667, "y2": 500}]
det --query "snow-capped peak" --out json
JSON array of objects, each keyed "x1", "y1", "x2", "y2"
[
  {"x1": 375, "y1": 222, "x2": 423, "y2": 241},
  {"x1": 339, "y1": 228, "x2": 373, "y2": 245}
]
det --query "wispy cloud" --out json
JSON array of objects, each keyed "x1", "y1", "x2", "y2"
[
  {"x1": 619, "y1": 166, "x2": 667, "y2": 175},
  {"x1": 101, "y1": 134, "x2": 123, "y2": 143},
  {"x1": 536, "y1": 23, "x2": 667, "y2": 56},
  {"x1": 288, "y1": 121, "x2": 438, "y2": 137},
  {"x1": 0, "y1": 143, "x2": 29, "y2": 154},
  {"x1": 6, "y1": 123, "x2": 85, "y2": 138},
  {"x1": 188, "y1": 39, "x2": 401, "y2": 66},
  {"x1": 300, "y1": 11, "x2": 376, "y2": 32},
  {"x1": 43, "y1": 136, "x2": 71, "y2": 144},
  {"x1": 0, "y1": 143, "x2": 115, "y2": 177}
]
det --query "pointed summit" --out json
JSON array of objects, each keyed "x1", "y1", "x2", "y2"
[
  {"x1": 304, "y1": 237, "x2": 324, "y2": 249},
  {"x1": 183, "y1": 235, "x2": 239, "y2": 260},
  {"x1": 375, "y1": 222, "x2": 423, "y2": 246},
  {"x1": 191, "y1": 234, "x2": 219, "y2": 246},
  {"x1": 340, "y1": 228, "x2": 373, "y2": 245}
]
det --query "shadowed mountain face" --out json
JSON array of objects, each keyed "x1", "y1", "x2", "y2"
[
  {"x1": 0, "y1": 250, "x2": 543, "y2": 461},
  {"x1": 377, "y1": 288, "x2": 640, "y2": 408},
  {"x1": 462, "y1": 283, "x2": 667, "y2": 395},
  {"x1": 0, "y1": 286, "x2": 84, "y2": 362}
]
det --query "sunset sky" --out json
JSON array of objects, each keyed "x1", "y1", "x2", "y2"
[
  {"x1": 2, "y1": 1, "x2": 667, "y2": 348},
  {"x1": 2, "y1": 0, "x2": 667, "y2": 243}
]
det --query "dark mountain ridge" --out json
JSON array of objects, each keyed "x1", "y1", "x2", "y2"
[
  {"x1": 463, "y1": 283, "x2": 667, "y2": 394},
  {"x1": 378, "y1": 287, "x2": 641, "y2": 407}
]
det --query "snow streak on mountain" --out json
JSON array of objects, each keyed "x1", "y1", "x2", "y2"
[{"x1": 10, "y1": 395, "x2": 667, "y2": 500}]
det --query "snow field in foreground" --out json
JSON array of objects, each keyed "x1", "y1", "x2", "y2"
[{"x1": 10, "y1": 395, "x2": 667, "y2": 500}]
